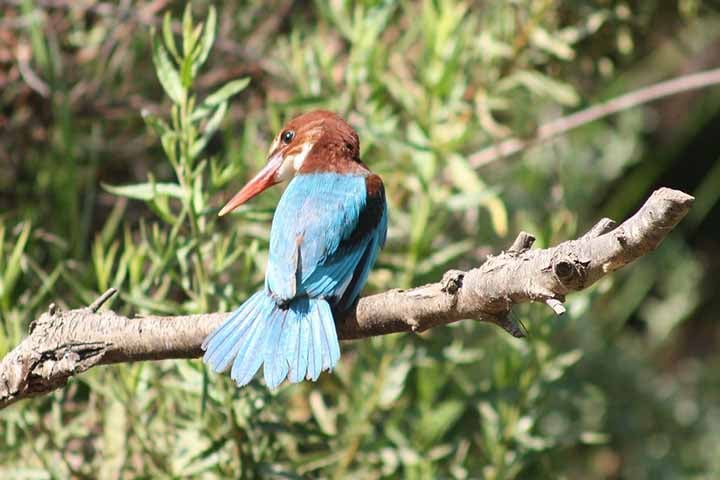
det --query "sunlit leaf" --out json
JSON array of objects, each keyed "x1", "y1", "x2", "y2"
[
  {"x1": 205, "y1": 78, "x2": 250, "y2": 107},
  {"x1": 497, "y1": 70, "x2": 580, "y2": 107},
  {"x1": 447, "y1": 155, "x2": 508, "y2": 236},
  {"x1": 162, "y1": 11, "x2": 180, "y2": 61},
  {"x1": 192, "y1": 5, "x2": 216, "y2": 75},
  {"x1": 151, "y1": 31, "x2": 185, "y2": 104},
  {"x1": 182, "y1": 3, "x2": 194, "y2": 57},
  {"x1": 530, "y1": 27, "x2": 575, "y2": 60},
  {"x1": 102, "y1": 181, "x2": 184, "y2": 201}
]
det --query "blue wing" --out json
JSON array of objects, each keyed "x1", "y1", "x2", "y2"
[
  {"x1": 336, "y1": 199, "x2": 387, "y2": 311},
  {"x1": 266, "y1": 172, "x2": 386, "y2": 308}
]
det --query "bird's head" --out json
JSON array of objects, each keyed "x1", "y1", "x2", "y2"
[{"x1": 218, "y1": 110, "x2": 362, "y2": 216}]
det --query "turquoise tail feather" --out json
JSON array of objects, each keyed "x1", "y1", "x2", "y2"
[{"x1": 202, "y1": 293, "x2": 340, "y2": 389}]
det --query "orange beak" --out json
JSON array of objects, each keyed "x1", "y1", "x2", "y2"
[{"x1": 218, "y1": 153, "x2": 284, "y2": 216}]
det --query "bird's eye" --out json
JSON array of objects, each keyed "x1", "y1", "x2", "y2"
[{"x1": 281, "y1": 130, "x2": 295, "y2": 144}]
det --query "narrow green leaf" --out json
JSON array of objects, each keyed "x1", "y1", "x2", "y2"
[
  {"x1": 150, "y1": 195, "x2": 179, "y2": 224},
  {"x1": 120, "y1": 291, "x2": 180, "y2": 315},
  {"x1": 309, "y1": 391, "x2": 337, "y2": 435},
  {"x1": 102, "y1": 182, "x2": 184, "y2": 201},
  {"x1": 100, "y1": 197, "x2": 127, "y2": 248},
  {"x1": 1, "y1": 222, "x2": 31, "y2": 309},
  {"x1": 141, "y1": 109, "x2": 171, "y2": 138},
  {"x1": 104, "y1": 241, "x2": 120, "y2": 290},
  {"x1": 91, "y1": 236, "x2": 104, "y2": 291},
  {"x1": 447, "y1": 154, "x2": 484, "y2": 192},
  {"x1": 151, "y1": 31, "x2": 185, "y2": 104},
  {"x1": 26, "y1": 262, "x2": 62, "y2": 313},
  {"x1": 189, "y1": 105, "x2": 214, "y2": 123},
  {"x1": 162, "y1": 12, "x2": 180, "y2": 61},
  {"x1": 447, "y1": 155, "x2": 508, "y2": 236},
  {"x1": 93, "y1": 236, "x2": 120, "y2": 292},
  {"x1": 59, "y1": 268, "x2": 96, "y2": 305},
  {"x1": 180, "y1": 55, "x2": 195, "y2": 89},
  {"x1": 176, "y1": 240, "x2": 195, "y2": 279},
  {"x1": 418, "y1": 400, "x2": 465, "y2": 446},
  {"x1": 190, "y1": 101, "x2": 227, "y2": 159},
  {"x1": 416, "y1": 240, "x2": 473, "y2": 275},
  {"x1": 497, "y1": 70, "x2": 579, "y2": 107},
  {"x1": 203, "y1": 100, "x2": 227, "y2": 136},
  {"x1": 379, "y1": 360, "x2": 411, "y2": 408},
  {"x1": 189, "y1": 77, "x2": 249, "y2": 123},
  {"x1": 161, "y1": 131, "x2": 178, "y2": 166},
  {"x1": 541, "y1": 349, "x2": 583, "y2": 382},
  {"x1": 192, "y1": 162, "x2": 206, "y2": 213},
  {"x1": 192, "y1": 6, "x2": 217, "y2": 75},
  {"x1": 446, "y1": 191, "x2": 497, "y2": 211},
  {"x1": 216, "y1": 238, "x2": 245, "y2": 272},
  {"x1": 189, "y1": 22, "x2": 204, "y2": 58},
  {"x1": 111, "y1": 247, "x2": 129, "y2": 296},
  {"x1": 182, "y1": 3, "x2": 194, "y2": 57},
  {"x1": 204, "y1": 78, "x2": 250, "y2": 107},
  {"x1": 530, "y1": 27, "x2": 576, "y2": 61}
]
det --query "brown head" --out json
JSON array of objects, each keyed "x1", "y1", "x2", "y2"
[{"x1": 219, "y1": 110, "x2": 367, "y2": 216}]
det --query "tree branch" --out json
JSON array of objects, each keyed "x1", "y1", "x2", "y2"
[
  {"x1": 0, "y1": 188, "x2": 693, "y2": 410},
  {"x1": 468, "y1": 68, "x2": 720, "y2": 167}
]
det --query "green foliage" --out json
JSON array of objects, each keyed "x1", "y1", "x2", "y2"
[
  {"x1": 2, "y1": 1, "x2": 720, "y2": 478},
  {"x1": 99, "y1": 3, "x2": 252, "y2": 316}
]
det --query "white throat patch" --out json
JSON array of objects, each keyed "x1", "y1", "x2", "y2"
[
  {"x1": 277, "y1": 142, "x2": 314, "y2": 181},
  {"x1": 293, "y1": 142, "x2": 313, "y2": 170}
]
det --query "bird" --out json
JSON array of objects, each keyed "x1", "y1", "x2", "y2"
[{"x1": 202, "y1": 110, "x2": 388, "y2": 389}]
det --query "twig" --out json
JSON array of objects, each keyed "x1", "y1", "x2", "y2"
[
  {"x1": 544, "y1": 298, "x2": 566, "y2": 316},
  {"x1": 0, "y1": 188, "x2": 693, "y2": 410},
  {"x1": 469, "y1": 68, "x2": 720, "y2": 167},
  {"x1": 508, "y1": 231, "x2": 535, "y2": 253},
  {"x1": 88, "y1": 288, "x2": 117, "y2": 313}
]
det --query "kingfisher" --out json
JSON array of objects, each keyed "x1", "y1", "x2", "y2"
[{"x1": 202, "y1": 110, "x2": 388, "y2": 389}]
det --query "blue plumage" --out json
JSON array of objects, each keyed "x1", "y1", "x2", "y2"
[
  {"x1": 267, "y1": 173, "x2": 370, "y2": 300},
  {"x1": 203, "y1": 171, "x2": 387, "y2": 388}
]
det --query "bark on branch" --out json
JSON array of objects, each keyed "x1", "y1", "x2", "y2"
[{"x1": 0, "y1": 187, "x2": 693, "y2": 410}]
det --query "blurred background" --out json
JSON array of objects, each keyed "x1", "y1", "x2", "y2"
[{"x1": 1, "y1": 0, "x2": 720, "y2": 478}]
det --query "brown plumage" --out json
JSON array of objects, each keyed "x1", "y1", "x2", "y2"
[{"x1": 273, "y1": 110, "x2": 368, "y2": 175}]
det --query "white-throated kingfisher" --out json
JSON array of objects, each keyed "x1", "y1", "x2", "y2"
[{"x1": 202, "y1": 110, "x2": 388, "y2": 389}]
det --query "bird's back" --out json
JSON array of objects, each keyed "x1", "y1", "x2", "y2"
[{"x1": 266, "y1": 171, "x2": 387, "y2": 310}]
